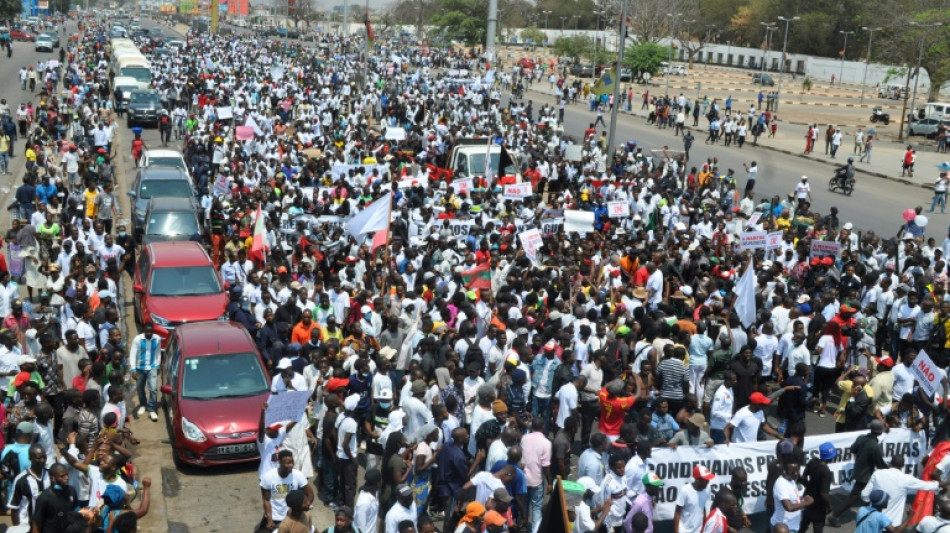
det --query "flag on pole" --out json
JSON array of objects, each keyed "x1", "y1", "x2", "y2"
[
  {"x1": 364, "y1": 9, "x2": 375, "y2": 43},
  {"x1": 592, "y1": 66, "x2": 616, "y2": 96},
  {"x1": 483, "y1": 138, "x2": 494, "y2": 185},
  {"x1": 248, "y1": 204, "x2": 268, "y2": 264},
  {"x1": 733, "y1": 260, "x2": 757, "y2": 328},
  {"x1": 461, "y1": 262, "x2": 492, "y2": 290},
  {"x1": 344, "y1": 192, "x2": 392, "y2": 237}
]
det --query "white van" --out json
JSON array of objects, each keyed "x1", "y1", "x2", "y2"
[{"x1": 924, "y1": 102, "x2": 950, "y2": 121}]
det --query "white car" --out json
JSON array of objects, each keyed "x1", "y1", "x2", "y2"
[
  {"x1": 142, "y1": 149, "x2": 190, "y2": 179},
  {"x1": 35, "y1": 35, "x2": 54, "y2": 52}
]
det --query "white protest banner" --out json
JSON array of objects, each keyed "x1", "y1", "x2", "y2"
[
  {"x1": 503, "y1": 183, "x2": 533, "y2": 200},
  {"x1": 746, "y1": 212, "x2": 762, "y2": 227},
  {"x1": 765, "y1": 231, "x2": 784, "y2": 251},
  {"x1": 648, "y1": 428, "x2": 924, "y2": 521},
  {"x1": 810, "y1": 240, "x2": 842, "y2": 258},
  {"x1": 446, "y1": 219, "x2": 474, "y2": 238},
  {"x1": 518, "y1": 228, "x2": 543, "y2": 263},
  {"x1": 607, "y1": 201, "x2": 630, "y2": 218},
  {"x1": 265, "y1": 390, "x2": 311, "y2": 426},
  {"x1": 739, "y1": 231, "x2": 768, "y2": 251},
  {"x1": 385, "y1": 127, "x2": 407, "y2": 141},
  {"x1": 452, "y1": 178, "x2": 473, "y2": 195},
  {"x1": 216, "y1": 106, "x2": 234, "y2": 121},
  {"x1": 539, "y1": 218, "x2": 564, "y2": 235},
  {"x1": 912, "y1": 349, "x2": 941, "y2": 397},
  {"x1": 564, "y1": 210, "x2": 595, "y2": 234}
]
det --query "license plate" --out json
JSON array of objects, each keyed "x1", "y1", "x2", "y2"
[{"x1": 217, "y1": 443, "x2": 256, "y2": 454}]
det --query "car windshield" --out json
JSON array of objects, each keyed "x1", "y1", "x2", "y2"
[
  {"x1": 148, "y1": 157, "x2": 186, "y2": 169},
  {"x1": 137, "y1": 179, "x2": 191, "y2": 199},
  {"x1": 149, "y1": 265, "x2": 221, "y2": 297},
  {"x1": 147, "y1": 211, "x2": 199, "y2": 236},
  {"x1": 123, "y1": 68, "x2": 152, "y2": 83},
  {"x1": 181, "y1": 352, "x2": 268, "y2": 400},
  {"x1": 469, "y1": 153, "x2": 501, "y2": 175}
]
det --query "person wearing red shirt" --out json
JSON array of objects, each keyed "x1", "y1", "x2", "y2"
[
  {"x1": 598, "y1": 378, "x2": 641, "y2": 441},
  {"x1": 700, "y1": 490, "x2": 736, "y2": 533}
]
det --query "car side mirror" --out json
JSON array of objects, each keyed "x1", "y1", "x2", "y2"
[
  {"x1": 127, "y1": 190, "x2": 135, "y2": 197},
  {"x1": 133, "y1": 284, "x2": 144, "y2": 293},
  {"x1": 160, "y1": 384, "x2": 172, "y2": 394}
]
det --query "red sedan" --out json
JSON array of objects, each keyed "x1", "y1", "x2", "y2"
[{"x1": 10, "y1": 29, "x2": 34, "y2": 41}]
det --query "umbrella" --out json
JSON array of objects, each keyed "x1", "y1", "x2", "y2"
[{"x1": 938, "y1": 162, "x2": 950, "y2": 171}]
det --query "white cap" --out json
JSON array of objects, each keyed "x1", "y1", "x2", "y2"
[
  {"x1": 344, "y1": 393, "x2": 360, "y2": 411},
  {"x1": 276, "y1": 358, "x2": 293, "y2": 370},
  {"x1": 842, "y1": 222, "x2": 853, "y2": 231}
]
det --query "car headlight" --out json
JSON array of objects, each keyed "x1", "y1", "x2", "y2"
[
  {"x1": 182, "y1": 417, "x2": 206, "y2": 443},
  {"x1": 150, "y1": 313, "x2": 170, "y2": 327}
]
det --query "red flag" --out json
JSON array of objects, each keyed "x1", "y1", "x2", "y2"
[
  {"x1": 461, "y1": 263, "x2": 491, "y2": 290},
  {"x1": 248, "y1": 204, "x2": 268, "y2": 264},
  {"x1": 372, "y1": 228, "x2": 387, "y2": 253},
  {"x1": 364, "y1": 10, "x2": 375, "y2": 42}
]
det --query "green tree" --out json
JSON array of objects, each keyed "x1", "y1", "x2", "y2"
[
  {"x1": 623, "y1": 41, "x2": 669, "y2": 80},
  {"x1": 430, "y1": 0, "x2": 487, "y2": 45},
  {"x1": 0, "y1": 0, "x2": 22, "y2": 22},
  {"x1": 553, "y1": 35, "x2": 593, "y2": 62},
  {"x1": 520, "y1": 27, "x2": 546, "y2": 45}
]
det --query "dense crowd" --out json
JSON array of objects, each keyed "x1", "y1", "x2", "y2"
[{"x1": 2, "y1": 10, "x2": 950, "y2": 533}]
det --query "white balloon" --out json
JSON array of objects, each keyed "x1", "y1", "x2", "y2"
[{"x1": 915, "y1": 215, "x2": 929, "y2": 227}]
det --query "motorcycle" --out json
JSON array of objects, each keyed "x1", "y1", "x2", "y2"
[
  {"x1": 828, "y1": 169, "x2": 855, "y2": 195},
  {"x1": 870, "y1": 107, "x2": 890, "y2": 125}
]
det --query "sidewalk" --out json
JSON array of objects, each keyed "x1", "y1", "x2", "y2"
[{"x1": 525, "y1": 83, "x2": 946, "y2": 190}]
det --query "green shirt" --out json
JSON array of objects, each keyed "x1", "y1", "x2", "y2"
[{"x1": 706, "y1": 348, "x2": 733, "y2": 381}]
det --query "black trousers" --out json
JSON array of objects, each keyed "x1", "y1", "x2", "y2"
[{"x1": 337, "y1": 458, "x2": 358, "y2": 508}]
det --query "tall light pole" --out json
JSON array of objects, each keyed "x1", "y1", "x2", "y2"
[
  {"x1": 760, "y1": 22, "x2": 776, "y2": 72},
  {"x1": 775, "y1": 15, "x2": 800, "y2": 112},
  {"x1": 542, "y1": 10, "x2": 552, "y2": 47},
  {"x1": 593, "y1": 9, "x2": 606, "y2": 68},
  {"x1": 837, "y1": 30, "x2": 854, "y2": 85},
  {"x1": 860, "y1": 26, "x2": 882, "y2": 104},
  {"x1": 682, "y1": 18, "x2": 695, "y2": 64},
  {"x1": 486, "y1": 0, "x2": 498, "y2": 61},
  {"x1": 664, "y1": 12, "x2": 681, "y2": 96},
  {"x1": 905, "y1": 21, "x2": 943, "y2": 137},
  {"x1": 572, "y1": 15, "x2": 580, "y2": 31},
  {"x1": 560, "y1": 16, "x2": 567, "y2": 33},
  {"x1": 605, "y1": 0, "x2": 629, "y2": 159}
]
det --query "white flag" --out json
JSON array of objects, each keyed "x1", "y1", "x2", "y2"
[
  {"x1": 733, "y1": 261, "x2": 757, "y2": 328},
  {"x1": 483, "y1": 139, "x2": 494, "y2": 185},
  {"x1": 344, "y1": 192, "x2": 392, "y2": 237}
]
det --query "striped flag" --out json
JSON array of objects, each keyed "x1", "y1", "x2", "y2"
[{"x1": 461, "y1": 263, "x2": 492, "y2": 290}]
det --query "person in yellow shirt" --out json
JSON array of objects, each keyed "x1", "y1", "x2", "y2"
[
  {"x1": 834, "y1": 370, "x2": 873, "y2": 431},
  {"x1": 775, "y1": 210, "x2": 792, "y2": 232},
  {"x1": 83, "y1": 180, "x2": 99, "y2": 219}
]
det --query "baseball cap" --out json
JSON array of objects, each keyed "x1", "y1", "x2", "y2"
[
  {"x1": 693, "y1": 465, "x2": 715, "y2": 481},
  {"x1": 326, "y1": 377, "x2": 349, "y2": 392},
  {"x1": 396, "y1": 484, "x2": 413, "y2": 498},
  {"x1": 16, "y1": 421, "x2": 33, "y2": 434},
  {"x1": 819, "y1": 442, "x2": 837, "y2": 461},
  {"x1": 492, "y1": 487, "x2": 513, "y2": 503},
  {"x1": 749, "y1": 392, "x2": 772, "y2": 405},
  {"x1": 643, "y1": 473, "x2": 664, "y2": 487},
  {"x1": 376, "y1": 388, "x2": 393, "y2": 401},
  {"x1": 875, "y1": 356, "x2": 895, "y2": 368},
  {"x1": 869, "y1": 489, "x2": 889, "y2": 507}
]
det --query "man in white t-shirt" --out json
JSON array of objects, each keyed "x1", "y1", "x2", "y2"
[
  {"x1": 464, "y1": 466, "x2": 515, "y2": 505},
  {"x1": 725, "y1": 392, "x2": 781, "y2": 443},
  {"x1": 259, "y1": 450, "x2": 312, "y2": 531},
  {"x1": 771, "y1": 462, "x2": 812, "y2": 532},
  {"x1": 256, "y1": 402, "x2": 297, "y2": 478},
  {"x1": 674, "y1": 465, "x2": 714, "y2": 533},
  {"x1": 554, "y1": 376, "x2": 583, "y2": 429}
]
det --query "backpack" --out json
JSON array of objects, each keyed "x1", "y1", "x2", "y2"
[{"x1": 1, "y1": 449, "x2": 21, "y2": 480}]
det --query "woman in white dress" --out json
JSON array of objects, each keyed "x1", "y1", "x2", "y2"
[{"x1": 18, "y1": 224, "x2": 46, "y2": 301}]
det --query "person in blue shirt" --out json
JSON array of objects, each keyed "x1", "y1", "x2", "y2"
[
  {"x1": 854, "y1": 489, "x2": 913, "y2": 533},
  {"x1": 1, "y1": 422, "x2": 35, "y2": 475}
]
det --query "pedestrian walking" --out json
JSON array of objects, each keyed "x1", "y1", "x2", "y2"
[{"x1": 931, "y1": 172, "x2": 949, "y2": 213}]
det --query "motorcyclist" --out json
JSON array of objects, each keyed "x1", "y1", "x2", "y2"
[{"x1": 833, "y1": 157, "x2": 856, "y2": 188}]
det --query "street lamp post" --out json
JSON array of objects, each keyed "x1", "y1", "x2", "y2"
[
  {"x1": 760, "y1": 22, "x2": 776, "y2": 73},
  {"x1": 542, "y1": 10, "x2": 552, "y2": 47},
  {"x1": 572, "y1": 15, "x2": 580, "y2": 31},
  {"x1": 665, "y1": 12, "x2": 681, "y2": 96},
  {"x1": 726, "y1": 40, "x2": 731, "y2": 66},
  {"x1": 593, "y1": 9, "x2": 606, "y2": 68},
  {"x1": 682, "y1": 18, "x2": 695, "y2": 65},
  {"x1": 775, "y1": 15, "x2": 800, "y2": 112},
  {"x1": 560, "y1": 16, "x2": 566, "y2": 34},
  {"x1": 838, "y1": 30, "x2": 854, "y2": 85},
  {"x1": 860, "y1": 26, "x2": 882, "y2": 104}
]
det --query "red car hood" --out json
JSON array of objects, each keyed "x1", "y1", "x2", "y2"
[
  {"x1": 179, "y1": 393, "x2": 267, "y2": 436},
  {"x1": 147, "y1": 293, "x2": 227, "y2": 323}
]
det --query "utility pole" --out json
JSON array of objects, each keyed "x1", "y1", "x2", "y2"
[
  {"x1": 860, "y1": 26, "x2": 882, "y2": 104},
  {"x1": 486, "y1": 0, "x2": 497, "y2": 61},
  {"x1": 838, "y1": 30, "x2": 854, "y2": 85},
  {"x1": 605, "y1": 0, "x2": 628, "y2": 159},
  {"x1": 664, "y1": 12, "x2": 681, "y2": 97},
  {"x1": 760, "y1": 22, "x2": 775, "y2": 73},
  {"x1": 593, "y1": 9, "x2": 605, "y2": 69},
  {"x1": 542, "y1": 10, "x2": 552, "y2": 48},
  {"x1": 775, "y1": 16, "x2": 799, "y2": 113}
]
